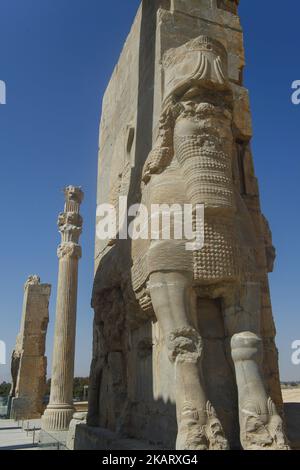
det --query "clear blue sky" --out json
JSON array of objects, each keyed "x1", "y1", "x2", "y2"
[{"x1": 0, "y1": 0, "x2": 299, "y2": 383}]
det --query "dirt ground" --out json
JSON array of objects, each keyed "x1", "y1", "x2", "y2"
[{"x1": 282, "y1": 388, "x2": 300, "y2": 403}]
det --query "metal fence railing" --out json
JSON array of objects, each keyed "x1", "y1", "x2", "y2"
[
  {"x1": 0, "y1": 397, "x2": 8, "y2": 418},
  {"x1": 38, "y1": 430, "x2": 68, "y2": 450},
  {"x1": 0, "y1": 404, "x2": 68, "y2": 450}
]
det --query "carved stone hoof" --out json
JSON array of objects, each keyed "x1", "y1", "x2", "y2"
[
  {"x1": 267, "y1": 400, "x2": 291, "y2": 450},
  {"x1": 241, "y1": 418, "x2": 273, "y2": 450},
  {"x1": 205, "y1": 402, "x2": 229, "y2": 450},
  {"x1": 176, "y1": 421, "x2": 209, "y2": 450},
  {"x1": 244, "y1": 435, "x2": 290, "y2": 451},
  {"x1": 206, "y1": 423, "x2": 230, "y2": 450},
  {"x1": 176, "y1": 402, "x2": 229, "y2": 451},
  {"x1": 241, "y1": 399, "x2": 290, "y2": 450}
]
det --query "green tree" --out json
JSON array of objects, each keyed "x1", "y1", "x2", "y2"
[
  {"x1": 0, "y1": 382, "x2": 11, "y2": 397},
  {"x1": 45, "y1": 378, "x2": 51, "y2": 396},
  {"x1": 73, "y1": 377, "x2": 89, "y2": 400},
  {"x1": 44, "y1": 377, "x2": 89, "y2": 400}
]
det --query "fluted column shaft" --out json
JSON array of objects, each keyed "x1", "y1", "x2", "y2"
[
  {"x1": 50, "y1": 251, "x2": 79, "y2": 405},
  {"x1": 42, "y1": 186, "x2": 83, "y2": 432}
]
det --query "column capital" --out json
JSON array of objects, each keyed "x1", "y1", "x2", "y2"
[
  {"x1": 63, "y1": 186, "x2": 84, "y2": 213},
  {"x1": 58, "y1": 212, "x2": 83, "y2": 243},
  {"x1": 42, "y1": 187, "x2": 83, "y2": 433},
  {"x1": 58, "y1": 212, "x2": 83, "y2": 228},
  {"x1": 58, "y1": 185, "x2": 84, "y2": 245},
  {"x1": 57, "y1": 242, "x2": 82, "y2": 260},
  {"x1": 24, "y1": 275, "x2": 40, "y2": 290},
  {"x1": 64, "y1": 186, "x2": 84, "y2": 204}
]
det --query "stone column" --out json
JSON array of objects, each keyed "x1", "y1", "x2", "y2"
[
  {"x1": 10, "y1": 276, "x2": 51, "y2": 420},
  {"x1": 42, "y1": 186, "x2": 84, "y2": 432}
]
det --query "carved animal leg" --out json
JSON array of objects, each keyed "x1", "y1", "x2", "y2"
[
  {"x1": 149, "y1": 271, "x2": 228, "y2": 450},
  {"x1": 224, "y1": 282, "x2": 289, "y2": 450}
]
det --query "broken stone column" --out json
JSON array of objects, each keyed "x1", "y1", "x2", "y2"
[
  {"x1": 10, "y1": 275, "x2": 51, "y2": 420},
  {"x1": 42, "y1": 186, "x2": 83, "y2": 432}
]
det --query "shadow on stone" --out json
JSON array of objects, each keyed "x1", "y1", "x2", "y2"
[{"x1": 284, "y1": 403, "x2": 300, "y2": 450}]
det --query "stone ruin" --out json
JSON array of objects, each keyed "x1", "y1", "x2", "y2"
[
  {"x1": 7, "y1": 0, "x2": 293, "y2": 452},
  {"x1": 42, "y1": 186, "x2": 84, "y2": 433},
  {"x1": 9, "y1": 275, "x2": 51, "y2": 420},
  {"x1": 74, "y1": 0, "x2": 291, "y2": 451}
]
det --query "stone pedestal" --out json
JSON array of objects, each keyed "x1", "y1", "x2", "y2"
[
  {"x1": 73, "y1": 424, "x2": 165, "y2": 451},
  {"x1": 42, "y1": 186, "x2": 83, "y2": 432}
]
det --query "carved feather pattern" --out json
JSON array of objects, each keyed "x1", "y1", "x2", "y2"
[
  {"x1": 214, "y1": 56, "x2": 226, "y2": 84},
  {"x1": 193, "y1": 53, "x2": 209, "y2": 81}
]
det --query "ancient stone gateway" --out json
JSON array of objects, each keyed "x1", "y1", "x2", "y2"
[
  {"x1": 80, "y1": 0, "x2": 290, "y2": 450},
  {"x1": 10, "y1": 276, "x2": 51, "y2": 420}
]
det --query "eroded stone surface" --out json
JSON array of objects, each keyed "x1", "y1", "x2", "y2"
[
  {"x1": 87, "y1": 0, "x2": 289, "y2": 450},
  {"x1": 10, "y1": 277, "x2": 51, "y2": 420}
]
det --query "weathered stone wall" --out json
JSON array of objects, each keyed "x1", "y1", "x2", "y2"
[
  {"x1": 10, "y1": 276, "x2": 51, "y2": 420},
  {"x1": 87, "y1": 0, "x2": 286, "y2": 450}
]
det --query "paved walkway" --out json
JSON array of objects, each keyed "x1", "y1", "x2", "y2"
[{"x1": 0, "y1": 419, "x2": 40, "y2": 450}]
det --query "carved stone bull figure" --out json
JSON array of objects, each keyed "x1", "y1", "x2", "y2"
[
  {"x1": 88, "y1": 32, "x2": 289, "y2": 450},
  {"x1": 129, "y1": 35, "x2": 289, "y2": 450}
]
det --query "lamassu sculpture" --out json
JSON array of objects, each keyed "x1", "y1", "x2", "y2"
[
  {"x1": 84, "y1": 0, "x2": 289, "y2": 451},
  {"x1": 133, "y1": 35, "x2": 289, "y2": 450}
]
